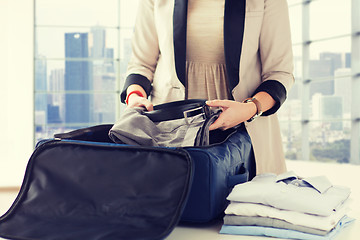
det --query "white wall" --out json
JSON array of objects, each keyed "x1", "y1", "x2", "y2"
[{"x1": 0, "y1": 0, "x2": 34, "y2": 186}]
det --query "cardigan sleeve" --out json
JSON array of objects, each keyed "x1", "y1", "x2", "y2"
[
  {"x1": 256, "y1": 0, "x2": 295, "y2": 114},
  {"x1": 253, "y1": 80, "x2": 286, "y2": 116},
  {"x1": 120, "y1": 0, "x2": 159, "y2": 103}
]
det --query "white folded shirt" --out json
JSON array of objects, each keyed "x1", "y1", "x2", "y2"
[
  {"x1": 224, "y1": 200, "x2": 350, "y2": 232},
  {"x1": 227, "y1": 171, "x2": 351, "y2": 216}
]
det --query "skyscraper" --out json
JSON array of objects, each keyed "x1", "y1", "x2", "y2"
[
  {"x1": 48, "y1": 68, "x2": 64, "y2": 124},
  {"x1": 90, "y1": 26, "x2": 106, "y2": 59},
  {"x1": 35, "y1": 55, "x2": 48, "y2": 132},
  {"x1": 309, "y1": 52, "x2": 342, "y2": 97},
  {"x1": 89, "y1": 26, "x2": 116, "y2": 123},
  {"x1": 64, "y1": 32, "x2": 93, "y2": 125},
  {"x1": 35, "y1": 55, "x2": 47, "y2": 111}
]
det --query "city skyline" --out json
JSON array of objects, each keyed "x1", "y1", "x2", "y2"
[
  {"x1": 34, "y1": 25, "x2": 129, "y2": 141},
  {"x1": 35, "y1": 26, "x2": 353, "y2": 124},
  {"x1": 34, "y1": 20, "x2": 355, "y2": 164}
]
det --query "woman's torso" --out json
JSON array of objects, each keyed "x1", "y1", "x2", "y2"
[{"x1": 186, "y1": 0, "x2": 229, "y2": 100}]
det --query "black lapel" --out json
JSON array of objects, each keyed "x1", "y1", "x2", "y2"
[
  {"x1": 224, "y1": 0, "x2": 246, "y2": 95},
  {"x1": 173, "y1": 0, "x2": 188, "y2": 88}
]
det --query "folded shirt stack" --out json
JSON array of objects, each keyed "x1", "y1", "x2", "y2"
[{"x1": 220, "y1": 171, "x2": 355, "y2": 240}]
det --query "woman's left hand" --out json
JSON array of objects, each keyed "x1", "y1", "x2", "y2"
[{"x1": 206, "y1": 99, "x2": 257, "y2": 130}]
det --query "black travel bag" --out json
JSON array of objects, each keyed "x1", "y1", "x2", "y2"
[{"x1": 0, "y1": 100, "x2": 255, "y2": 240}]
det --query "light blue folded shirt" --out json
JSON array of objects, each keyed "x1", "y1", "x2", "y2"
[{"x1": 220, "y1": 215, "x2": 355, "y2": 240}]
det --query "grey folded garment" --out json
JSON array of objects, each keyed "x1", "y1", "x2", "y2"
[
  {"x1": 223, "y1": 215, "x2": 329, "y2": 236},
  {"x1": 109, "y1": 107, "x2": 213, "y2": 147}
]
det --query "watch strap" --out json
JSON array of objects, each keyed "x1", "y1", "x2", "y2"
[{"x1": 243, "y1": 97, "x2": 263, "y2": 122}]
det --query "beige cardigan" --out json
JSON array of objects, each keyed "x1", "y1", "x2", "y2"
[{"x1": 124, "y1": 0, "x2": 294, "y2": 174}]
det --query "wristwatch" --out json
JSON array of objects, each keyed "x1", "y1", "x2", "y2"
[{"x1": 243, "y1": 97, "x2": 263, "y2": 122}]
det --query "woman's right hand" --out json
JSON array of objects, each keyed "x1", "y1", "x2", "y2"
[
  {"x1": 125, "y1": 84, "x2": 154, "y2": 111},
  {"x1": 126, "y1": 94, "x2": 154, "y2": 111}
]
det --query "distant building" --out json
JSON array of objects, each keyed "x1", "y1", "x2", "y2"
[
  {"x1": 334, "y1": 68, "x2": 351, "y2": 116},
  {"x1": 89, "y1": 26, "x2": 116, "y2": 123},
  {"x1": 309, "y1": 52, "x2": 342, "y2": 97},
  {"x1": 312, "y1": 93, "x2": 343, "y2": 131},
  {"x1": 48, "y1": 68, "x2": 65, "y2": 124},
  {"x1": 35, "y1": 55, "x2": 47, "y2": 127},
  {"x1": 64, "y1": 32, "x2": 93, "y2": 125}
]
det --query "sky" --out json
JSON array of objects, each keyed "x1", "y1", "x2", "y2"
[
  {"x1": 35, "y1": 0, "x2": 140, "y2": 70},
  {"x1": 288, "y1": 0, "x2": 352, "y2": 59},
  {"x1": 35, "y1": 0, "x2": 352, "y2": 61}
]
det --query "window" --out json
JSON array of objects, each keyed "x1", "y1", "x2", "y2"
[
  {"x1": 34, "y1": 0, "x2": 139, "y2": 141},
  {"x1": 279, "y1": 0, "x2": 360, "y2": 164},
  {"x1": 34, "y1": 0, "x2": 360, "y2": 165}
]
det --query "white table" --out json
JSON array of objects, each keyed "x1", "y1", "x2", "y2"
[{"x1": 1, "y1": 160, "x2": 359, "y2": 240}]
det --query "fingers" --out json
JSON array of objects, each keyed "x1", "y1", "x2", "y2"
[
  {"x1": 207, "y1": 100, "x2": 234, "y2": 131},
  {"x1": 127, "y1": 95, "x2": 154, "y2": 111},
  {"x1": 135, "y1": 99, "x2": 153, "y2": 111},
  {"x1": 206, "y1": 99, "x2": 232, "y2": 108},
  {"x1": 209, "y1": 114, "x2": 230, "y2": 131},
  {"x1": 143, "y1": 100, "x2": 154, "y2": 111},
  {"x1": 209, "y1": 119, "x2": 223, "y2": 131},
  {"x1": 208, "y1": 100, "x2": 246, "y2": 130}
]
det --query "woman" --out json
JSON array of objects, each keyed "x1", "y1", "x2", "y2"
[{"x1": 120, "y1": 0, "x2": 294, "y2": 175}]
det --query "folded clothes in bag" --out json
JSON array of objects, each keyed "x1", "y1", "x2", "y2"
[
  {"x1": 0, "y1": 100, "x2": 255, "y2": 239},
  {"x1": 109, "y1": 99, "x2": 222, "y2": 147}
]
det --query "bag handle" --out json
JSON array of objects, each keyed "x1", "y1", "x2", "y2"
[
  {"x1": 54, "y1": 124, "x2": 113, "y2": 142},
  {"x1": 227, "y1": 166, "x2": 249, "y2": 188}
]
